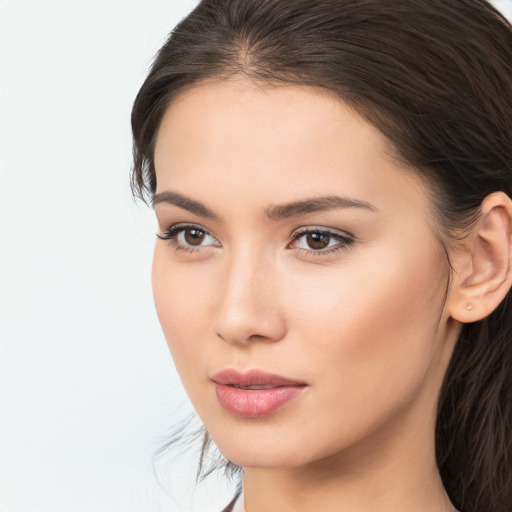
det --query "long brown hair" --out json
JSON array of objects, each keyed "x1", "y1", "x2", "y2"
[{"x1": 131, "y1": 1, "x2": 512, "y2": 510}]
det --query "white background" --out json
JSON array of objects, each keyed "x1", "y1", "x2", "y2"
[{"x1": 1, "y1": 1, "x2": 511, "y2": 511}]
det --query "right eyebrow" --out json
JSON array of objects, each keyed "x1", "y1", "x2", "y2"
[{"x1": 152, "y1": 191, "x2": 220, "y2": 220}]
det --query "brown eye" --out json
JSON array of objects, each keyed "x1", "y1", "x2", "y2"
[
  {"x1": 157, "y1": 224, "x2": 221, "y2": 251},
  {"x1": 306, "y1": 232, "x2": 330, "y2": 249},
  {"x1": 184, "y1": 228, "x2": 206, "y2": 245},
  {"x1": 290, "y1": 228, "x2": 354, "y2": 255}
]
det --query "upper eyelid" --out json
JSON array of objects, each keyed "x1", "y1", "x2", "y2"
[
  {"x1": 291, "y1": 226, "x2": 354, "y2": 239},
  {"x1": 160, "y1": 222, "x2": 215, "y2": 236},
  {"x1": 161, "y1": 223, "x2": 352, "y2": 236}
]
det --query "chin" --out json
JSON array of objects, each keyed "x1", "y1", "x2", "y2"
[
  {"x1": 208, "y1": 420, "x2": 339, "y2": 470},
  {"x1": 219, "y1": 443, "x2": 309, "y2": 469}
]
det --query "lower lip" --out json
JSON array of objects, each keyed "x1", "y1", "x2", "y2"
[{"x1": 213, "y1": 383, "x2": 306, "y2": 418}]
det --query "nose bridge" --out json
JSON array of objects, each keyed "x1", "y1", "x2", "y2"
[{"x1": 214, "y1": 242, "x2": 285, "y2": 345}]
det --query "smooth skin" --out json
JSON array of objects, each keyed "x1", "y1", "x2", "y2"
[{"x1": 152, "y1": 77, "x2": 512, "y2": 512}]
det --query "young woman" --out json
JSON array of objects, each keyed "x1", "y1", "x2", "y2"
[{"x1": 131, "y1": 1, "x2": 512, "y2": 511}]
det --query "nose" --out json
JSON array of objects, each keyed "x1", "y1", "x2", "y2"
[{"x1": 213, "y1": 247, "x2": 287, "y2": 346}]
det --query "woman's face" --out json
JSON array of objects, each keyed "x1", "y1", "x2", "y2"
[{"x1": 152, "y1": 78, "x2": 459, "y2": 469}]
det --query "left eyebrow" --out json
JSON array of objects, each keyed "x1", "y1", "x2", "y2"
[{"x1": 265, "y1": 195, "x2": 377, "y2": 220}]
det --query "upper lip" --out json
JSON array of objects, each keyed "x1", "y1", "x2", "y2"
[{"x1": 211, "y1": 368, "x2": 307, "y2": 388}]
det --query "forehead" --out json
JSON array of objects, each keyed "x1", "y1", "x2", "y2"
[
  {"x1": 153, "y1": 77, "x2": 431, "y2": 218},
  {"x1": 155, "y1": 77, "x2": 388, "y2": 164}
]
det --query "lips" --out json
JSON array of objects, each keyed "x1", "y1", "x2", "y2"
[{"x1": 211, "y1": 369, "x2": 307, "y2": 418}]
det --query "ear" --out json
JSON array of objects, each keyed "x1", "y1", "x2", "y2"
[{"x1": 447, "y1": 192, "x2": 512, "y2": 323}]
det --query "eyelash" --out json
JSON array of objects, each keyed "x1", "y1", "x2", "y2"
[
  {"x1": 156, "y1": 224, "x2": 218, "y2": 254},
  {"x1": 156, "y1": 223, "x2": 355, "y2": 256},
  {"x1": 290, "y1": 227, "x2": 355, "y2": 256}
]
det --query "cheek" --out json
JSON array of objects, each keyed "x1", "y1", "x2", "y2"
[
  {"x1": 284, "y1": 240, "x2": 448, "y2": 415},
  {"x1": 151, "y1": 247, "x2": 213, "y2": 382}
]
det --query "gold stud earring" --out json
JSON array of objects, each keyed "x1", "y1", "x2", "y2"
[{"x1": 466, "y1": 303, "x2": 473, "y2": 311}]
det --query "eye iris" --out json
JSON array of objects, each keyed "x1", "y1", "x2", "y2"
[
  {"x1": 306, "y1": 232, "x2": 330, "y2": 249},
  {"x1": 184, "y1": 229, "x2": 205, "y2": 245}
]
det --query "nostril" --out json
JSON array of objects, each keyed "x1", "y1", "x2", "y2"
[
  {"x1": 248, "y1": 334, "x2": 267, "y2": 341},
  {"x1": 215, "y1": 330, "x2": 281, "y2": 346}
]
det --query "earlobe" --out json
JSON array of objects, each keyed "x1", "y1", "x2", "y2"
[{"x1": 448, "y1": 192, "x2": 512, "y2": 323}]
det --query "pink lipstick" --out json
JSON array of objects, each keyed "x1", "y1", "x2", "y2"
[{"x1": 211, "y1": 369, "x2": 307, "y2": 418}]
